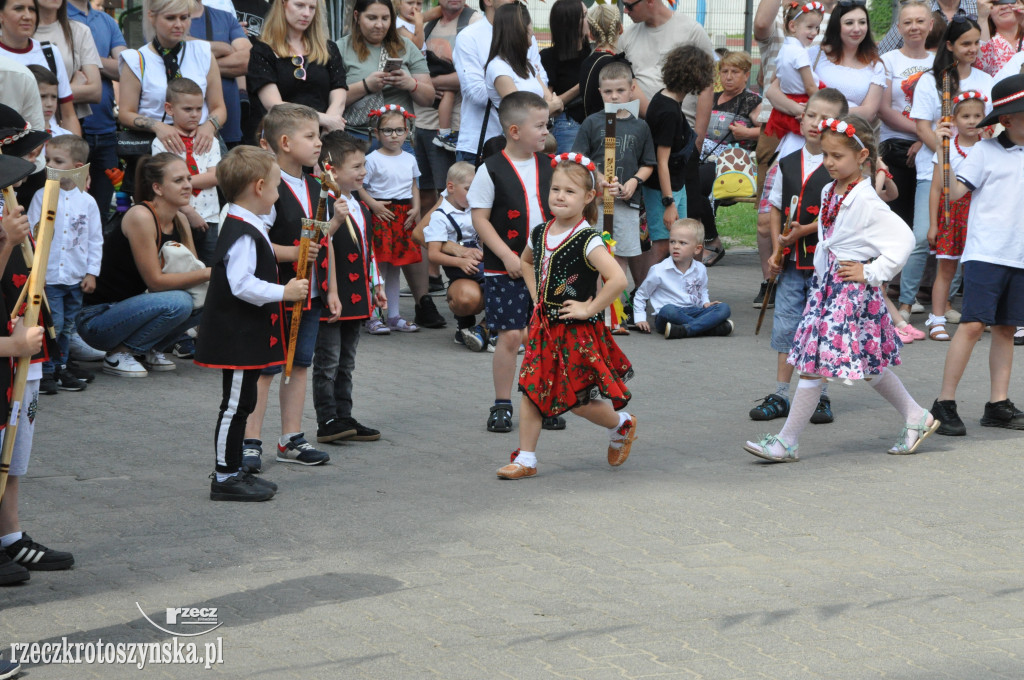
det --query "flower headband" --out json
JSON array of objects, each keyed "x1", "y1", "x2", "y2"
[
  {"x1": 818, "y1": 118, "x2": 865, "y2": 148},
  {"x1": 369, "y1": 104, "x2": 415, "y2": 120},
  {"x1": 952, "y1": 90, "x2": 988, "y2": 108},
  {"x1": 0, "y1": 121, "x2": 32, "y2": 147},
  {"x1": 551, "y1": 152, "x2": 599, "y2": 183},
  {"x1": 789, "y1": 1, "x2": 824, "y2": 19}
]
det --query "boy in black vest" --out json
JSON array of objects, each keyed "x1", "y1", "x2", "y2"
[
  {"x1": 195, "y1": 146, "x2": 309, "y2": 502},
  {"x1": 241, "y1": 104, "x2": 331, "y2": 473},
  {"x1": 313, "y1": 132, "x2": 386, "y2": 444},
  {"x1": 749, "y1": 88, "x2": 847, "y2": 425},
  {"x1": 469, "y1": 92, "x2": 563, "y2": 434}
]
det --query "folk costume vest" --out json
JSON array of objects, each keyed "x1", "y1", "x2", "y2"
[
  {"x1": 195, "y1": 215, "x2": 286, "y2": 369},
  {"x1": 319, "y1": 201, "x2": 376, "y2": 321},
  {"x1": 778, "y1": 149, "x2": 830, "y2": 270},
  {"x1": 269, "y1": 173, "x2": 331, "y2": 310},
  {"x1": 531, "y1": 220, "x2": 601, "y2": 324},
  {"x1": 482, "y1": 151, "x2": 552, "y2": 274},
  {"x1": 2, "y1": 236, "x2": 60, "y2": 366}
]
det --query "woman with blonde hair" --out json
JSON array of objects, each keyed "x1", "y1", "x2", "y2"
[
  {"x1": 246, "y1": 0, "x2": 347, "y2": 132},
  {"x1": 578, "y1": 3, "x2": 632, "y2": 119}
]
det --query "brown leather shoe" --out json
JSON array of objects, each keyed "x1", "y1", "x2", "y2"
[
  {"x1": 497, "y1": 462, "x2": 537, "y2": 479},
  {"x1": 607, "y1": 414, "x2": 637, "y2": 466}
]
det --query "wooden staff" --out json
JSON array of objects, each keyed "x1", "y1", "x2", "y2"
[
  {"x1": 755, "y1": 195, "x2": 800, "y2": 335},
  {"x1": 602, "y1": 106, "x2": 627, "y2": 329},
  {"x1": 941, "y1": 68, "x2": 952, "y2": 228},
  {"x1": 0, "y1": 163, "x2": 88, "y2": 503}
]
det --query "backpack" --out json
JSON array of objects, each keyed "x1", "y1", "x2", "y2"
[{"x1": 711, "y1": 146, "x2": 756, "y2": 201}]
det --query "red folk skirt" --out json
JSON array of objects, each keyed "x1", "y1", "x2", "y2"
[
  {"x1": 933, "y1": 193, "x2": 970, "y2": 259},
  {"x1": 764, "y1": 92, "x2": 809, "y2": 139},
  {"x1": 518, "y1": 309, "x2": 633, "y2": 418},
  {"x1": 371, "y1": 198, "x2": 422, "y2": 266}
]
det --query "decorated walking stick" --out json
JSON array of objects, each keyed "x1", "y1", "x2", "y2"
[
  {"x1": 755, "y1": 195, "x2": 800, "y2": 335},
  {"x1": 941, "y1": 68, "x2": 952, "y2": 229},
  {"x1": 598, "y1": 102, "x2": 633, "y2": 331},
  {"x1": 0, "y1": 163, "x2": 88, "y2": 503}
]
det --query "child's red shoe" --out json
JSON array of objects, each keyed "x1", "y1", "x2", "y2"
[{"x1": 608, "y1": 415, "x2": 638, "y2": 467}]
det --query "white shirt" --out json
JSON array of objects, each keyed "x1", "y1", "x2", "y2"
[
  {"x1": 813, "y1": 179, "x2": 914, "y2": 286},
  {"x1": 452, "y1": 16, "x2": 546, "y2": 154},
  {"x1": 120, "y1": 41, "x2": 212, "y2": 123},
  {"x1": 909, "y1": 68, "x2": 993, "y2": 180},
  {"x1": 467, "y1": 153, "x2": 545, "y2": 276},
  {"x1": 485, "y1": 57, "x2": 544, "y2": 110},
  {"x1": 956, "y1": 135, "x2": 1024, "y2": 269},
  {"x1": 202, "y1": 0, "x2": 236, "y2": 13},
  {"x1": 0, "y1": 39, "x2": 74, "y2": 103},
  {"x1": 424, "y1": 197, "x2": 475, "y2": 243},
  {"x1": 363, "y1": 150, "x2": 420, "y2": 199},
  {"x1": 994, "y1": 52, "x2": 1024, "y2": 84},
  {"x1": 337, "y1": 191, "x2": 384, "y2": 288},
  {"x1": 523, "y1": 220, "x2": 602, "y2": 282},
  {"x1": 768, "y1": 147, "x2": 823, "y2": 210},
  {"x1": 151, "y1": 134, "x2": 222, "y2": 224},
  {"x1": 633, "y1": 257, "x2": 711, "y2": 323},
  {"x1": 224, "y1": 203, "x2": 285, "y2": 305},
  {"x1": 776, "y1": 37, "x2": 816, "y2": 95},
  {"x1": 807, "y1": 46, "x2": 887, "y2": 107},
  {"x1": 275, "y1": 170, "x2": 321, "y2": 293},
  {"x1": 28, "y1": 185, "x2": 102, "y2": 286},
  {"x1": 880, "y1": 49, "x2": 934, "y2": 142}
]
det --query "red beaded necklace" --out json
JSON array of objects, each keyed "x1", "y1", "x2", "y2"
[
  {"x1": 821, "y1": 177, "x2": 861, "y2": 232},
  {"x1": 953, "y1": 134, "x2": 970, "y2": 158}
]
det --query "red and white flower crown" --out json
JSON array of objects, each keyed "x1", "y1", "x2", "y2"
[
  {"x1": 790, "y1": 1, "x2": 824, "y2": 20},
  {"x1": 818, "y1": 117, "x2": 865, "y2": 149},
  {"x1": 952, "y1": 90, "x2": 988, "y2": 108},
  {"x1": 551, "y1": 152, "x2": 598, "y2": 183},
  {"x1": 369, "y1": 104, "x2": 416, "y2": 121}
]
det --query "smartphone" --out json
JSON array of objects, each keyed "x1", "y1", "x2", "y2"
[{"x1": 385, "y1": 58, "x2": 403, "y2": 72}]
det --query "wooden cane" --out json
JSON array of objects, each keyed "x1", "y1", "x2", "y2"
[
  {"x1": 0, "y1": 163, "x2": 88, "y2": 503},
  {"x1": 941, "y1": 68, "x2": 952, "y2": 229},
  {"x1": 755, "y1": 195, "x2": 800, "y2": 335},
  {"x1": 602, "y1": 106, "x2": 628, "y2": 331}
]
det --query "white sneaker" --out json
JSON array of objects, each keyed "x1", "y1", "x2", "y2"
[
  {"x1": 102, "y1": 352, "x2": 148, "y2": 378},
  {"x1": 911, "y1": 302, "x2": 925, "y2": 314},
  {"x1": 138, "y1": 350, "x2": 176, "y2": 372},
  {"x1": 69, "y1": 333, "x2": 106, "y2": 362},
  {"x1": 945, "y1": 308, "x2": 961, "y2": 324}
]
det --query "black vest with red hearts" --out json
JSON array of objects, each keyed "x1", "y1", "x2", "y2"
[
  {"x1": 195, "y1": 215, "x2": 286, "y2": 369},
  {"x1": 2, "y1": 236, "x2": 60, "y2": 367},
  {"x1": 318, "y1": 200, "x2": 376, "y2": 321},
  {"x1": 269, "y1": 173, "x2": 332, "y2": 305},
  {"x1": 778, "y1": 149, "x2": 830, "y2": 271},
  {"x1": 481, "y1": 151, "x2": 552, "y2": 274}
]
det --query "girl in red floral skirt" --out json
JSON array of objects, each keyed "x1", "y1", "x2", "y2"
[{"x1": 497, "y1": 154, "x2": 637, "y2": 480}]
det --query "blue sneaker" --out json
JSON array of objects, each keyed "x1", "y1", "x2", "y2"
[
  {"x1": 0, "y1": 656, "x2": 21, "y2": 679},
  {"x1": 459, "y1": 325, "x2": 486, "y2": 352},
  {"x1": 276, "y1": 433, "x2": 330, "y2": 465},
  {"x1": 241, "y1": 439, "x2": 263, "y2": 473},
  {"x1": 172, "y1": 338, "x2": 195, "y2": 359}
]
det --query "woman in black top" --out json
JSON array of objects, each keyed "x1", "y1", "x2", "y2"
[
  {"x1": 704, "y1": 51, "x2": 761, "y2": 155},
  {"x1": 539, "y1": 0, "x2": 591, "y2": 153},
  {"x1": 579, "y1": 3, "x2": 644, "y2": 120},
  {"x1": 246, "y1": 0, "x2": 347, "y2": 133}
]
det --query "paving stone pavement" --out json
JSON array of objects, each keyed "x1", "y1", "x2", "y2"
[{"x1": 2, "y1": 251, "x2": 1024, "y2": 679}]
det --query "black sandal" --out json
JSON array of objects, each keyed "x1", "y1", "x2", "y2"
[
  {"x1": 748, "y1": 394, "x2": 790, "y2": 421},
  {"x1": 542, "y1": 415, "x2": 566, "y2": 430},
  {"x1": 487, "y1": 404, "x2": 513, "y2": 433},
  {"x1": 703, "y1": 245, "x2": 726, "y2": 267}
]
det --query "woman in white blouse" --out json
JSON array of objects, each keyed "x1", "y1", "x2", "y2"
[
  {"x1": 484, "y1": 3, "x2": 558, "y2": 115},
  {"x1": 34, "y1": 0, "x2": 101, "y2": 120}
]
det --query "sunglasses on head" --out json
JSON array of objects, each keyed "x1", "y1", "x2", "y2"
[
  {"x1": 950, "y1": 12, "x2": 979, "y2": 22},
  {"x1": 292, "y1": 55, "x2": 306, "y2": 81},
  {"x1": 837, "y1": 0, "x2": 867, "y2": 7}
]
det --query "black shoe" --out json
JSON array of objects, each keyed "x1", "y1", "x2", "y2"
[
  {"x1": 753, "y1": 281, "x2": 769, "y2": 308},
  {"x1": 3, "y1": 533, "x2": 74, "y2": 571},
  {"x1": 663, "y1": 322, "x2": 687, "y2": 339},
  {"x1": 55, "y1": 369, "x2": 87, "y2": 392},
  {"x1": 39, "y1": 375, "x2": 59, "y2": 395},
  {"x1": 709, "y1": 319, "x2": 734, "y2": 337},
  {"x1": 487, "y1": 403, "x2": 513, "y2": 433},
  {"x1": 810, "y1": 396, "x2": 834, "y2": 424},
  {"x1": 317, "y1": 418, "x2": 358, "y2": 443},
  {"x1": 335, "y1": 417, "x2": 381, "y2": 441},
  {"x1": 0, "y1": 551, "x2": 30, "y2": 585},
  {"x1": 414, "y1": 295, "x2": 447, "y2": 328},
  {"x1": 931, "y1": 399, "x2": 966, "y2": 436},
  {"x1": 66, "y1": 359, "x2": 95, "y2": 383},
  {"x1": 980, "y1": 399, "x2": 1024, "y2": 430},
  {"x1": 542, "y1": 415, "x2": 566, "y2": 430},
  {"x1": 210, "y1": 472, "x2": 275, "y2": 501},
  {"x1": 247, "y1": 472, "x2": 277, "y2": 492},
  {"x1": 749, "y1": 393, "x2": 790, "y2": 421},
  {"x1": 428, "y1": 275, "x2": 445, "y2": 293}
]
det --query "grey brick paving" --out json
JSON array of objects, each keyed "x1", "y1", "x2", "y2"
[{"x1": 2, "y1": 251, "x2": 1024, "y2": 678}]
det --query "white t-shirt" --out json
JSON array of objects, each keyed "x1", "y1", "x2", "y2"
[
  {"x1": 776, "y1": 37, "x2": 815, "y2": 95},
  {"x1": 956, "y1": 135, "x2": 1024, "y2": 269},
  {"x1": 363, "y1": 150, "x2": 420, "y2": 199},
  {"x1": 120, "y1": 41, "x2": 212, "y2": 123},
  {"x1": 994, "y1": 52, "x2": 1024, "y2": 84},
  {"x1": 909, "y1": 68, "x2": 993, "y2": 181},
  {"x1": 775, "y1": 131, "x2": 806, "y2": 160},
  {"x1": 424, "y1": 197, "x2": 475, "y2": 244},
  {"x1": 0, "y1": 39, "x2": 73, "y2": 104},
  {"x1": 485, "y1": 57, "x2": 544, "y2": 111},
  {"x1": 807, "y1": 46, "x2": 886, "y2": 107},
  {"x1": 768, "y1": 147, "x2": 823, "y2": 210},
  {"x1": 930, "y1": 137, "x2": 972, "y2": 175},
  {"x1": 467, "y1": 154, "x2": 546, "y2": 276},
  {"x1": 880, "y1": 49, "x2": 934, "y2": 142}
]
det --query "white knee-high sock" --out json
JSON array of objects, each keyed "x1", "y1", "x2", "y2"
[
  {"x1": 381, "y1": 264, "x2": 401, "y2": 320},
  {"x1": 778, "y1": 378, "x2": 821, "y2": 446},
  {"x1": 869, "y1": 368, "x2": 925, "y2": 422}
]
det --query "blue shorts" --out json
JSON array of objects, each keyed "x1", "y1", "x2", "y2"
[
  {"x1": 641, "y1": 185, "x2": 688, "y2": 242},
  {"x1": 484, "y1": 274, "x2": 530, "y2": 330},
  {"x1": 262, "y1": 300, "x2": 321, "y2": 375},
  {"x1": 770, "y1": 260, "x2": 815, "y2": 353},
  {"x1": 960, "y1": 260, "x2": 1024, "y2": 326}
]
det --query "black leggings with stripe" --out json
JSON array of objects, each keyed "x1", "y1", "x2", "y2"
[{"x1": 214, "y1": 369, "x2": 260, "y2": 474}]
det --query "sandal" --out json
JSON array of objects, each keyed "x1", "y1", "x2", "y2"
[
  {"x1": 926, "y1": 316, "x2": 949, "y2": 341},
  {"x1": 611, "y1": 324, "x2": 630, "y2": 336},
  {"x1": 749, "y1": 394, "x2": 789, "y2": 421},
  {"x1": 702, "y1": 245, "x2": 726, "y2": 267},
  {"x1": 486, "y1": 403, "x2": 513, "y2": 433},
  {"x1": 388, "y1": 317, "x2": 420, "y2": 333},
  {"x1": 542, "y1": 415, "x2": 566, "y2": 430},
  {"x1": 888, "y1": 410, "x2": 941, "y2": 455},
  {"x1": 743, "y1": 433, "x2": 799, "y2": 462},
  {"x1": 366, "y1": 318, "x2": 391, "y2": 335}
]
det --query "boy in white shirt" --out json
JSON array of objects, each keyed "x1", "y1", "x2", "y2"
[
  {"x1": 633, "y1": 219, "x2": 732, "y2": 339},
  {"x1": 27, "y1": 134, "x2": 102, "y2": 394}
]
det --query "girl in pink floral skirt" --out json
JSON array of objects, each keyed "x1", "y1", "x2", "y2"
[{"x1": 744, "y1": 115, "x2": 941, "y2": 463}]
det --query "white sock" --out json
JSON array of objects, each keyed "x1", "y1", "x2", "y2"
[
  {"x1": 439, "y1": 128, "x2": 451, "y2": 136},
  {"x1": 820, "y1": 382, "x2": 829, "y2": 398},
  {"x1": 0, "y1": 531, "x2": 23, "y2": 548},
  {"x1": 381, "y1": 264, "x2": 401, "y2": 316},
  {"x1": 215, "y1": 472, "x2": 236, "y2": 482},
  {"x1": 607, "y1": 411, "x2": 630, "y2": 438},
  {"x1": 777, "y1": 378, "x2": 821, "y2": 447},
  {"x1": 869, "y1": 368, "x2": 925, "y2": 423},
  {"x1": 927, "y1": 313, "x2": 946, "y2": 326},
  {"x1": 515, "y1": 450, "x2": 537, "y2": 467},
  {"x1": 280, "y1": 432, "x2": 301, "y2": 447}
]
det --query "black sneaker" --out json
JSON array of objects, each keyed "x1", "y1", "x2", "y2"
[
  {"x1": 709, "y1": 319, "x2": 734, "y2": 337},
  {"x1": 664, "y1": 322, "x2": 687, "y2": 339},
  {"x1": 0, "y1": 551, "x2": 30, "y2": 585},
  {"x1": 931, "y1": 399, "x2": 966, "y2": 436},
  {"x1": 335, "y1": 417, "x2": 381, "y2": 441},
  {"x1": 247, "y1": 473, "x2": 277, "y2": 492},
  {"x1": 39, "y1": 374, "x2": 59, "y2": 395},
  {"x1": 55, "y1": 369, "x2": 87, "y2": 392},
  {"x1": 980, "y1": 399, "x2": 1024, "y2": 430},
  {"x1": 3, "y1": 533, "x2": 74, "y2": 571},
  {"x1": 750, "y1": 393, "x2": 790, "y2": 421},
  {"x1": 428, "y1": 275, "x2": 445, "y2": 293},
  {"x1": 542, "y1": 415, "x2": 566, "y2": 430},
  {"x1": 276, "y1": 433, "x2": 331, "y2": 465},
  {"x1": 316, "y1": 418, "x2": 357, "y2": 443},
  {"x1": 241, "y1": 439, "x2": 263, "y2": 473},
  {"x1": 753, "y1": 281, "x2": 768, "y2": 308},
  {"x1": 66, "y1": 359, "x2": 95, "y2": 383},
  {"x1": 210, "y1": 472, "x2": 275, "y2": 501},
  {"x1": 172, "y1": 338, "x2": 196, "y2": 359},
  {"x1": 414, "y1": 295, "x2": 447, "y2": 328},
  {"x1": 810, "y1": 395, "x2": 834, "y2": 424}
]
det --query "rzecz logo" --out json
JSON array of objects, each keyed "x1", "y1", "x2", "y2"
[{"x1": 136, "y1": 603, "x2": 223, "y2": 637}]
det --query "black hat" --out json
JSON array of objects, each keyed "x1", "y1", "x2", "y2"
[
  {"x1": 0, "y1": 104, "x2": 51, "y2": 159},
  {"x1": 0, "y1": 154, "x2": 34, "y2": 191},
  {"x1": 980, "y1": 74, "x2": 1024, "y2": 127}
]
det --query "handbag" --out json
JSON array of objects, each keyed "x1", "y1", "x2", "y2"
[
  {"x1": 117, "y1": 128, "x2": 157, "y2": 157},
  {"x1": 345, "y1": 48, "x2": 389, "y2": 129},
  {"x1": 158, "y1": 241, "x2": 208, "y2": 309}
]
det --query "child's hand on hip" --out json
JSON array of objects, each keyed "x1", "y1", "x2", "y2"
[
  {"x1": 837, "y1": 261, "x2": 865, "y2": 283},
  {"x1": 558, "y1": 297, "x2": 594, "y2": 320}
]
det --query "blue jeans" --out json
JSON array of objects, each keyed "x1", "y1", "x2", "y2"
[
  {"x1": 551, "y1": 113, "x2": 581, "y2": 154},
  {"x1": 899, "y1": 179, "x2": 931, "y2": 306},
  {"x1": 77, "y1": 291, "x2": 201, "y2": 354},
  {"x1": 43, "y1": 283, "x2": 83, "y2": 374},
  {"x1": 83, "y1": 132, "x2": 118, "y2": 221},
  {"x1": 770, "y1": 260, "x2": 814, "y2": 354},
  {"x1": 654, "y1": 303, "x2": 731, "y2": 336}
]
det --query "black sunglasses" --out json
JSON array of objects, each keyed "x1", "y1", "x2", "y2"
[
  {"x1": 950, "y1": 12, "x2": 979, "y2": 22},
  {"x1": 621, "y1": 0, "x2": 643, "y2": 11}
]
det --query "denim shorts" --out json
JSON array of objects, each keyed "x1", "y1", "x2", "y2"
[
  {"x1": 484, "y1": 274, "x2": 531, "y2": 330},
  {"x1": 960, "y1": 260, "x2": 1024, "y2": 326},
  {"x1": 262, "y1": 300, "x2": 322, "y2": 375},
  {"x1": 770, "y1": 260, "x2": 815, "y2": 353},
  {"x1": 641, "y1": 185, "x2": 688, "y2": 242}
]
